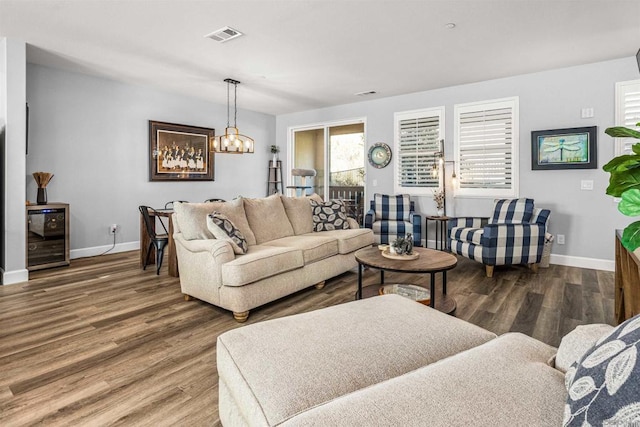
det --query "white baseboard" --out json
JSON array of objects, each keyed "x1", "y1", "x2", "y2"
[
  {"x1": 70, "y1": 241, "x2": 139, "y2": 259},
  {"x1": 427, "y1": 239, "x2": 614, "y2": 272},
  {"x1": 549, "y1": 254, "x2": 614, "y2": 272},
  {"x1": 1, "y1": 268, "x2": 29, "y2": 285}
]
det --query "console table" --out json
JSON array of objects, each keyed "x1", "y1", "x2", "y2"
[{"x1": 615, "y1": 231, "x2": 640, "y2": 324}]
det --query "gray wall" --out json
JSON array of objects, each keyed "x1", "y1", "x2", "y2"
[
  {"x1": 277, "y1": 57, "x2": 640, "y2": 266},
  {"x1": 26, "y1": 64, "x2": 276, "y2": 256},
  {"x1": 1, "y1": 38, "x2": 28, "y2": 285}
]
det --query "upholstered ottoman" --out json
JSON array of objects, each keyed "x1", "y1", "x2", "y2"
[{"x1": 217, "y1": 294, "x2": 496, "y2": 426}]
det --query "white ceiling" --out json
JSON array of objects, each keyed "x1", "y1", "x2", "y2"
[{"x1": 1, "y1": 0, "x2": 639, "y2": 116}]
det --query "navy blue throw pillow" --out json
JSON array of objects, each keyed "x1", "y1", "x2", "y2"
[{"x1": 564, "y1": 314, "x2": 640, "y2": 426}]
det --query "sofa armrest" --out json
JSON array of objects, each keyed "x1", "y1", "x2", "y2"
[
  {"x1": 175, "y1": 234, "x2": 235, "y2": 261},
  {"x1": 174, "y1": 234, "x2": 236, "y2": 300},
  {"x1": 364, "y1": 209, "x2": 374, "y2": 229},
  {"x1": 347, "y1": 217, "x2": 360, "y2": 229},
  {"x1": 409, "y1": 212, "x2": 422, "y2": 246},
  {"x1": 448, "y1": 217, "x2": 489, "y2": 232}
]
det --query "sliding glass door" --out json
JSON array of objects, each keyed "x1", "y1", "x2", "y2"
[{"x1": 290, "y1": 120, "x2": 365, "y2": 222}]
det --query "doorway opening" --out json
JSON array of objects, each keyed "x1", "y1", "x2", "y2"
[{"x1": 290, "y1": 120, "x2": 365, "y2": 223}]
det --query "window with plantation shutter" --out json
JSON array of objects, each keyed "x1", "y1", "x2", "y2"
[
  {"x1": 454, "y1": 97, "x2": 519, "y2": 198},
  {"x1": 614, "y1": 80, "x2": 640, "y2": 156},
  {"x1": 393, "y1": 107, "x2": 444, "y2": 194}
]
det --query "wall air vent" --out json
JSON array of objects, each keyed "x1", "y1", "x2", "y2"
[
  {"x1": 355, "y1": 90, "x2": 377, "y2": 96},
  {"x1": 205, "y1": 26, "x2": 244, "y2": 43}
]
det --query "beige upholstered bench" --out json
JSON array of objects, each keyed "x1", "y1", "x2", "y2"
[{"x1": 217, "y1": 295, "x2": 497, "y2": 426}]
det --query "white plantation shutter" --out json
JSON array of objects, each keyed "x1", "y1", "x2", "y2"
[
  {"x1": 454, "y1": 97, "x2": 519, "y2": 198},
  {"x1": 615, "y1": 80, "x2": 640, "y2": 156},
  {"x1": 394, "y1": 107, "x2": 443, "y2": 194}
]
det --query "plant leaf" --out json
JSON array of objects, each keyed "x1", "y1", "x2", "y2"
[
  {"x1": 606, "y1": 168, "x2": 640, "y2": 197},
  {"x1": 606, "y1": 126, "x2": 640, "y2": 140},
  {"x1": 632, "y1": 143, "x2": 640, "y2": 155},
  {"x1": 622, "y1": 221, "x2": 640, "y2": 252},
  {"x1": 619, "y1": 189, "x2": 640, "y2": 216},
  {"x1": 603, "y1": 154, "x2": 640, "y2": 172}
]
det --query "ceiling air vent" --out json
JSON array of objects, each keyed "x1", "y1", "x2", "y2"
[
  {"x1": 205, "y1": 26, "x2": 244, "y2": 43},
  {"x1": 355, "y1": 90, "x2": 377, "y2": 96}
]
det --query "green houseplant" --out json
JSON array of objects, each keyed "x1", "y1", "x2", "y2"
[{"x1": 603, "y1": 122, "x2": 640, "y2": 250}]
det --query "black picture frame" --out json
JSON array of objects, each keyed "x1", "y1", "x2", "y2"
[
  {"x1": 149, "y1": 121, "x2": 215, "y2": 181},
  {"x1": 531, "y1": 126, "x2": 597, "y2": 170}
]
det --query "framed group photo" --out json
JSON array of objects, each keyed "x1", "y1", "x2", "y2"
[
  {"x1": 149, "y1": 121, "x2": 215, "y2": 181},
  {"x1": 531, "y1": 126, "x2": 597, "y2": 170}
]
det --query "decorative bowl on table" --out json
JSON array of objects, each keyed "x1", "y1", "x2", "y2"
[
  {"x1": 381, "y1": 249, "x2": 419, "y2": 261},
  {"x1": 378, "y1": 244, "x2": 389, "y2": 251}
]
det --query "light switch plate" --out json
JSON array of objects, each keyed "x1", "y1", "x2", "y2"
[
  {"x1": 581, "y1": 108, "x2": 594, "y2": 118},
  {"x1": 580, "y1": 180, "x2": 594, "y2": 190}
]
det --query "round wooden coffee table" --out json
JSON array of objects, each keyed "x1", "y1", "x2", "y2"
[{"x1": 354, "y1": 246, "x2": 457, "y2": 314}]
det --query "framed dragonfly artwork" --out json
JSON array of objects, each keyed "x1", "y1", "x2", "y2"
[{"x1": 531, "y1": 126, "x2": 597, "y2": 170}]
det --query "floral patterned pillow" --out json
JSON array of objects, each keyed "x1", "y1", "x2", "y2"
[
  {"x1": 206, "y1": 212, "x2": 248, "y2": 254},
  {"x1": 564, "y1": 314, "x2": 640, "y2": 426},
  {"x1": 310, "y1": 200, "x2": 349, "y2": 232}
]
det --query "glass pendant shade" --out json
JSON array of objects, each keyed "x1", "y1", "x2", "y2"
[{"x1": 214, "y1": 79, "x2": 254, "y2": 154}]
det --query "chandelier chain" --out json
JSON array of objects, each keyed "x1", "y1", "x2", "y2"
[
  {"x1": 233, "y1": 82, "x2": 238, "y2": 128},
  {"x1": 226, "y1": 81, "x2": 230, "y2": 128}
]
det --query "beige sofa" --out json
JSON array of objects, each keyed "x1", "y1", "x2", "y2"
[
  {"x1": 217, "y1": 295, "x2": 624, "y2": 426},
  {"x1": 172, "y1": 195, "x2": 373, "y2": 322}
]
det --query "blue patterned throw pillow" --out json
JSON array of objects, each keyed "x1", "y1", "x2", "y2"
[
  {"x1": 310, "y1": 200, "x2": 349, "y2": 232},
  {"x1": 564, "y1": 314, "x2": 640, "y2": 426},
  {"x1": 206, "y1": 212, "x2": 248, "y2": 254}
]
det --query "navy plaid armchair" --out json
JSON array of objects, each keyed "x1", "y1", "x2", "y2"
[
  {"x1": 364, "y1": 194, "x2": 422, "y2": 247},
  {"x1": 448, "y1": 198, "x2": 550, "y2": 277}
]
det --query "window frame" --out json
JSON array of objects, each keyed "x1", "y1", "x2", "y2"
[
  {"x1": 614, "y1": 79, "x2": 640, "y2": 156},
  {"x1": 393, "y1": 106, "x2": 445, "y2": 195},
  {"x1": 453, "y1": 96, "x2": 519, "y2": 199}
]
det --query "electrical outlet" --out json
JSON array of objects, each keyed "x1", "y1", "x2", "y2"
[
  {"x1": 557, "y1": 234, "x2": 565, "y2": 245},
  {"x1": 110, "y1": 224, "x2": 118, "y2": 234}
]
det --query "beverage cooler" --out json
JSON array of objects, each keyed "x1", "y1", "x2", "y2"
[{"x1": 26, "y1": 203, "x2": 70, "y2": 270}]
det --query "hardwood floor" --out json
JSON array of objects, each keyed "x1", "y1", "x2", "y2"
[{"x1": 0, "y1": 251, "x2": 614, "y2": 426}]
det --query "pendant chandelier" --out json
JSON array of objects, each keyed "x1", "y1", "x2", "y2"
[{"x1": 214, "y1": 78, "x2": 254, "y2": 154}]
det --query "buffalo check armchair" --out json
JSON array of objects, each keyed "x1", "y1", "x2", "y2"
[
  {"x1": 364, "y1": 193, "x2": 422, "y2": 247},
  {"x1": 448, "y1": 198, "x2": 550, "y2": 277}
]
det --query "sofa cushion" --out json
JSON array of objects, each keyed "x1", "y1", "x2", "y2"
[
  {"x1": 243, "y1": 194, "x2": 295, "y2": 244},
  {"x1": 564, "y1": 314, "x2": 640, "y2": 426},
  {"x1": 174, "y1": 199, "x2": 256, "y2": 245},
  {"x1": 555, "y1": 323, "x2": 614, "y2": 373},
  {"x1": 489, "y1": 198, "x2": 534, "y2": 224},
  {"x1": 451, "y1": 227, "x2": 484, "y2": 245},
  {"x1": 263, "y1": 235, "x2": 338, "y2": 264},
  {"x1": 221, "y1": 245, "x2": 303, "y2": 287},
  {"x1": 372, "y1": 220, "x2": 413, "y2": 238},
  {"x1": 305, "y1": 228, "x2": 373, "y2": 254},
  {"x1": 310, "y1": 199, "x2": 350, "y2": 231},
  {"x1": 280, "y1": 196, "x2": 313, "y2": 235},
  {"x1": 374, "y1": 193, "x2": 411, "y2": 221},
  {"x1": 217, "y1": 295, "x2": 496, "y2": 426},
  {"x1": 283, "y1": 333, "x2": 565, "y2": 426},
  {"x1": 206, "y1": 212, "x2": 248, "y2": 255}
]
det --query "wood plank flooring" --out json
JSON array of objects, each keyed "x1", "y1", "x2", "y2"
[{"x1": 0, "y1": 251, "x2": 614, "y2": 426}]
